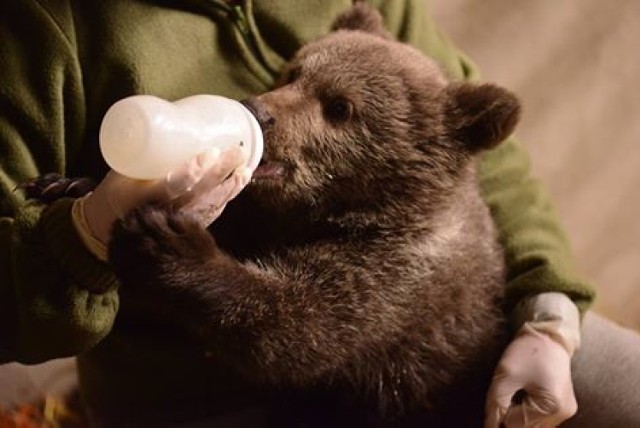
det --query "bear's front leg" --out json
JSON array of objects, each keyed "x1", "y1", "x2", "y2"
[
  {"x1": 109, "y1": 204, "x2": 221, "y2": 289},
  {"x1": 109, "y1": 204, "x2": 254, "y2": 342},
  {"x1": 109, "y1": 206, "x2": 438, "y2": 412},
  {"x1": 109, "y1": 204, "x2": 280, "y2": 333},
  {"x1": 110, "y1": 205, "x2": 362, "y2": 383}
]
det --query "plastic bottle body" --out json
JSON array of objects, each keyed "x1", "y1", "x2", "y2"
[{"x1": 99, "y1": 95, "x2": 263, "y2": 180}]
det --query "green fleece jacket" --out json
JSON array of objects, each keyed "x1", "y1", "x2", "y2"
[{"x1": 0, "y1": 0, "x2": 594, "y2": 415}]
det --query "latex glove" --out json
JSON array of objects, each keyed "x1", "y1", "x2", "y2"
[
  {"x1": 72, "y1": 146, "x2": 251, "y2": 260},
  {"x1": 485, "y1": 292, "x2": 581, "y2": 428}
]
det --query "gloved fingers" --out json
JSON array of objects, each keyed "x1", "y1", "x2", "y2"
[
  {"x1": 112, "y1": 146, "x2": 241, "y2": 212},
  {"x1": 484, "y1": 376, "x2": 523, "y2": 428},
  {"x1": 98, "y1": 159, "x2": 212, "y2": 222},
  {"x1": 486, "y1": 365, "x2": 576, "y2": 428},
  {"x1": 225, "y1": 167, "x2": 253, "y2": 201},
  {"x1": 80, "y1": 149, "x2": 244, "y2": 246},
  {"x1": 162, "y1": 147, "x2": 222, "y2": 199},
  {"x1": 503, "y1": 390, "x2": 549, "y2": 428},
  {"x1": 180, "y1": 167, "x2": 250, "y2": 226},
  {"x1": 502, "y1": 390, "x2": 575, "y2": 428},
  {"x1": 484, "y1": 401, "x2": 508, "y2": 428},
  {"x1": 186, "y1": 146, "x2": 247, "y2": 200},
  {"x1": 204, "y1": 201, "x2": 228, "y2": 226},
  {"x1": 503, "y1": 404, "x2": 537, "y2": 428},
  {"x1": 194, "y1": 166, "x2": 251, "y2": 218},
  {"x1": 503, "y1": 386, "x2": 578, "y2": 428},
  {"x1": 539, "y1": 379, "x2": 578, "y2": 425}
]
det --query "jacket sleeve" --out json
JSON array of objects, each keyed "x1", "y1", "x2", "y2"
[
  {"x1": 0, "y1": 1, "x2": 119, "y2": 364},
  {"x1": 373, "y1": 0, "x2": 596, "y2": 315}
]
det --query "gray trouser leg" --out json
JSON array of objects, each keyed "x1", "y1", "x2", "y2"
[{"x1": 562, "y1": 312, "x2": 640, "y2": 427}]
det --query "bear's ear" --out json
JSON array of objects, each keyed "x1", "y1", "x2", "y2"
[
  {"x1": 331, "y1": 1, "x2": 392, "y2": 40},
  {"x1": 444, "y1": 83, "x2": 521, "y2": 152}
]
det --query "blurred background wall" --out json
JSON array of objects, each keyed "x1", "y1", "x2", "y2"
[{"x1": 430, "y1": 0, "x2": 640, "y2": 330}]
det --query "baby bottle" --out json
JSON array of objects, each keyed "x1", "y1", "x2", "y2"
[{"x1": 99, "y1": 94, "x2": 263, "y2": 180}]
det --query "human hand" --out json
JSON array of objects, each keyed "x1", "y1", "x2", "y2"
[
  {"x1": 484, "y1": 324, "x2": 577, "y2": 427},
  {"x1": 73, "y1": 146, "x2": 250, "y2": 259},
  {"x1": 484, "y1": 293, "x2": 581, "y2": 428}
]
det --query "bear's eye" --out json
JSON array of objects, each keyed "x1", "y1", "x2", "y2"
[{"x1": 324, "y1": 97, "x2": 353, "y2": 122}]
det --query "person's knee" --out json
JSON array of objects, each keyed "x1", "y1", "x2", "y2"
[{"x1": 564, "y1": 312, "x2": 640, "y2": 427}]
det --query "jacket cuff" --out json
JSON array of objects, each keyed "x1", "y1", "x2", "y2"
[
  {"x1": 512, "y1": 292, "x2": 582, "y2": 355},
  {"x1": 503, "y1": 256, "x2": 595, "y2": 315},
  {"x1": 71, "y1": 195, "x2": 108, "y2": 261}
]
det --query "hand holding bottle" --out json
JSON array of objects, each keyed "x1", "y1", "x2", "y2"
[
  {"x1": 71, "y1": 94, "x2": 262, "y2": 261},
  {"x1": 73, "y1": 147, "x2": 250, "y2": 261}
]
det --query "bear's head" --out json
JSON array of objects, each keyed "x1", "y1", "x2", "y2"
[{"x1": 242, "y1": 3, "x2": 520, "y2": 228}]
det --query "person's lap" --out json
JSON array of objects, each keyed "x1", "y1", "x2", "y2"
[
  {"x1": 2, "y1": 312, "x2": 639, "y2": 426},
  {"x1": 562, "y1": 312, "x2": 640, "y2": 427}
]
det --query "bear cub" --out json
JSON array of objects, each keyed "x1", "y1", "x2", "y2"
[{"x1": 107, "y1": 3, "x2": 521, "y2": 426}]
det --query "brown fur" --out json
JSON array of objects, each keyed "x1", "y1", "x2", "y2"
[{"x1": 107, "y1": 3, "x2": 521, "y2": 426}]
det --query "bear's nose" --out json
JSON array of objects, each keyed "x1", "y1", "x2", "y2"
[{"x1": 240, "y1": 98, "x2": 275, "y2": 129}]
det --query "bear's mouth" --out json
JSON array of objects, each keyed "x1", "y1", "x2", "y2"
[{"x1": 252, "y1": 160, "x2": 286, "y2": 180}]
